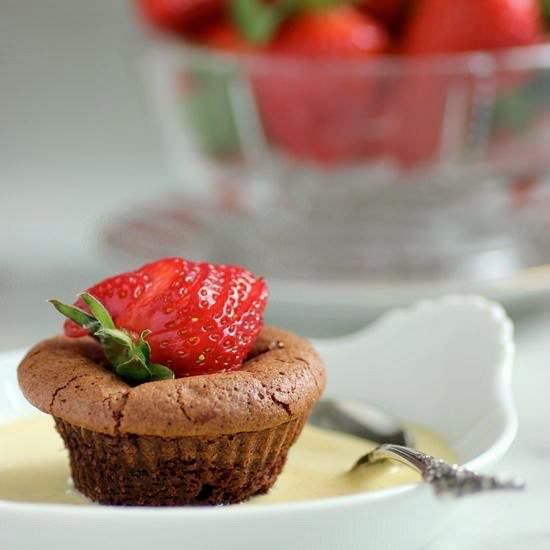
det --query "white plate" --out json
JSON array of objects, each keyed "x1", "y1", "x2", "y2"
[{"x1": 0, "y1": 296, "x2": 517, "y2": 550}]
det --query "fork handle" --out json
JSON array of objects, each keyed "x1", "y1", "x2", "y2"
[{"x1": 354, "y1": 444, "x2": 525, "y2": 497}]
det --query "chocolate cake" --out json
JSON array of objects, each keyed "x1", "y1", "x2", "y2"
[{"x1": 18, "y1": 326, "x2": 325, "y2": 506}]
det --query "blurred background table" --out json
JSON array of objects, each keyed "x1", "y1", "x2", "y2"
[{"x1": 0, "y1": 1, "x2": 548, "y2": 548}]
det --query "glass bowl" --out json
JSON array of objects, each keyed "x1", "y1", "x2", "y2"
[{"x1": 142, "y1": 40, "x2": 550, "y2": 285}]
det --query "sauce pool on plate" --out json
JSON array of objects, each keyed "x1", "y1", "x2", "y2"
[{"x1": 0, "y1": 414, "x2": 456, "y2": 505}]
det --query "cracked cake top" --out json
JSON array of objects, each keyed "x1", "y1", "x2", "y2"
[{"x1": 17, "y1": 326, "x2": 325, "y2": 437}]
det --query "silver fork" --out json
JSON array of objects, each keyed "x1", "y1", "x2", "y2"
[{"x1": 352, "y1": 444, "x2": 525, "y2": 498}]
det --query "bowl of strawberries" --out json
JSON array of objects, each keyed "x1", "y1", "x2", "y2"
[{"x1": 135, "y1": 0, "x2": 550, "y2": 289}]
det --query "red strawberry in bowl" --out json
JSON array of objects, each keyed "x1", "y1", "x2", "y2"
[
  {"x1": 383, "y1": 0, "x2": 545, "y2": 168},
  {"x1": 402, "y1": 0, "x2": 544, "y2": 55},
  {"x1": 269, "y1": 6, "x2": 389, "y2": 58},
  {"x1": 249, "y1": 6, "x2": 391, "y2": 165},
  {"x1": 52, "y1": 257, "x2": 268, "y2": 380}
]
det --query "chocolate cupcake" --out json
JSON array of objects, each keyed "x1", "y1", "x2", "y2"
[
  {"x1": 18, "y1": 325, "x2": 324, "y2": 505},
  {"x1": 17, "y1": 258, "x2": 325, "y2": 505}
]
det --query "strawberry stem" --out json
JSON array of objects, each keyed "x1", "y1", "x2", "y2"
[{"x1": 49, "y1": 293, "x2": 174, "y2": 385}]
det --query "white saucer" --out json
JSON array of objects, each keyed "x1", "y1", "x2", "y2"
[{"x1": 101, "y1": 193, "x2": 550, "y2": 336}]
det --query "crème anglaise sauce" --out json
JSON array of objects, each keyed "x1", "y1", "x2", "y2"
[{"x1": 0, "y1": 414, "x2": 456, "y2": 505}]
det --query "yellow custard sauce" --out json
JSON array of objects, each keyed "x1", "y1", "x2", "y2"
[{"x1": 0, "y1": 415, "x2": 456, "y2": 505}]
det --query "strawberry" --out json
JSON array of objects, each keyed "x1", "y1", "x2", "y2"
[
  {"x1": 137, "y1": 0, "x2": 225, "y2": 35},
  {"x1": 383, "y1": 0, "x2": 545, "y2": 168},
  {"x1": 402, "y1": 0, "x2": 544, "y2": 54},
  {"x1": 52, "y1": 258, "x2": 268, "y2": 380},
  {"x1": 256, "y1": 7, "x2": 390, "y2": 164},
  {"x1": 269, "y1": 6, "x2": 389, "y2": 58}
]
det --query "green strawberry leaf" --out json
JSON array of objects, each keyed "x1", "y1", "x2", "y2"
[
  {"x1": 48, "y1": 300, "x2": 99, "y2": 333},
  {"x1": 149, "y1": 363, "x2": 176, "y2": 381},
  {"x1": 80, "y1": 292, "x2": 116, "y2": 329},
  {"x1": 490, "y1": 72, "x2": 550, "y2": 136},
  {"x1": 493, "y1": 94, "x2": 534, "y2": 133},
  {"x1": 184, "y1": 68, "x2": 241, "y2": 157},
  {"x1": 95, "y1": 327, "x2": 134, "y2": 348},
  {"x1": 115, "y1": 359, "x2": 152, "y2": 384},
  {"x1": 138, "y1": 330, "x2": 152, "y2": 364},
  {"x1": 231, "y1": 0, "x2": 285, "y2": 44},
  {"x1": 94, "y1": 327, "x2": 135, "y2": 367}
]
